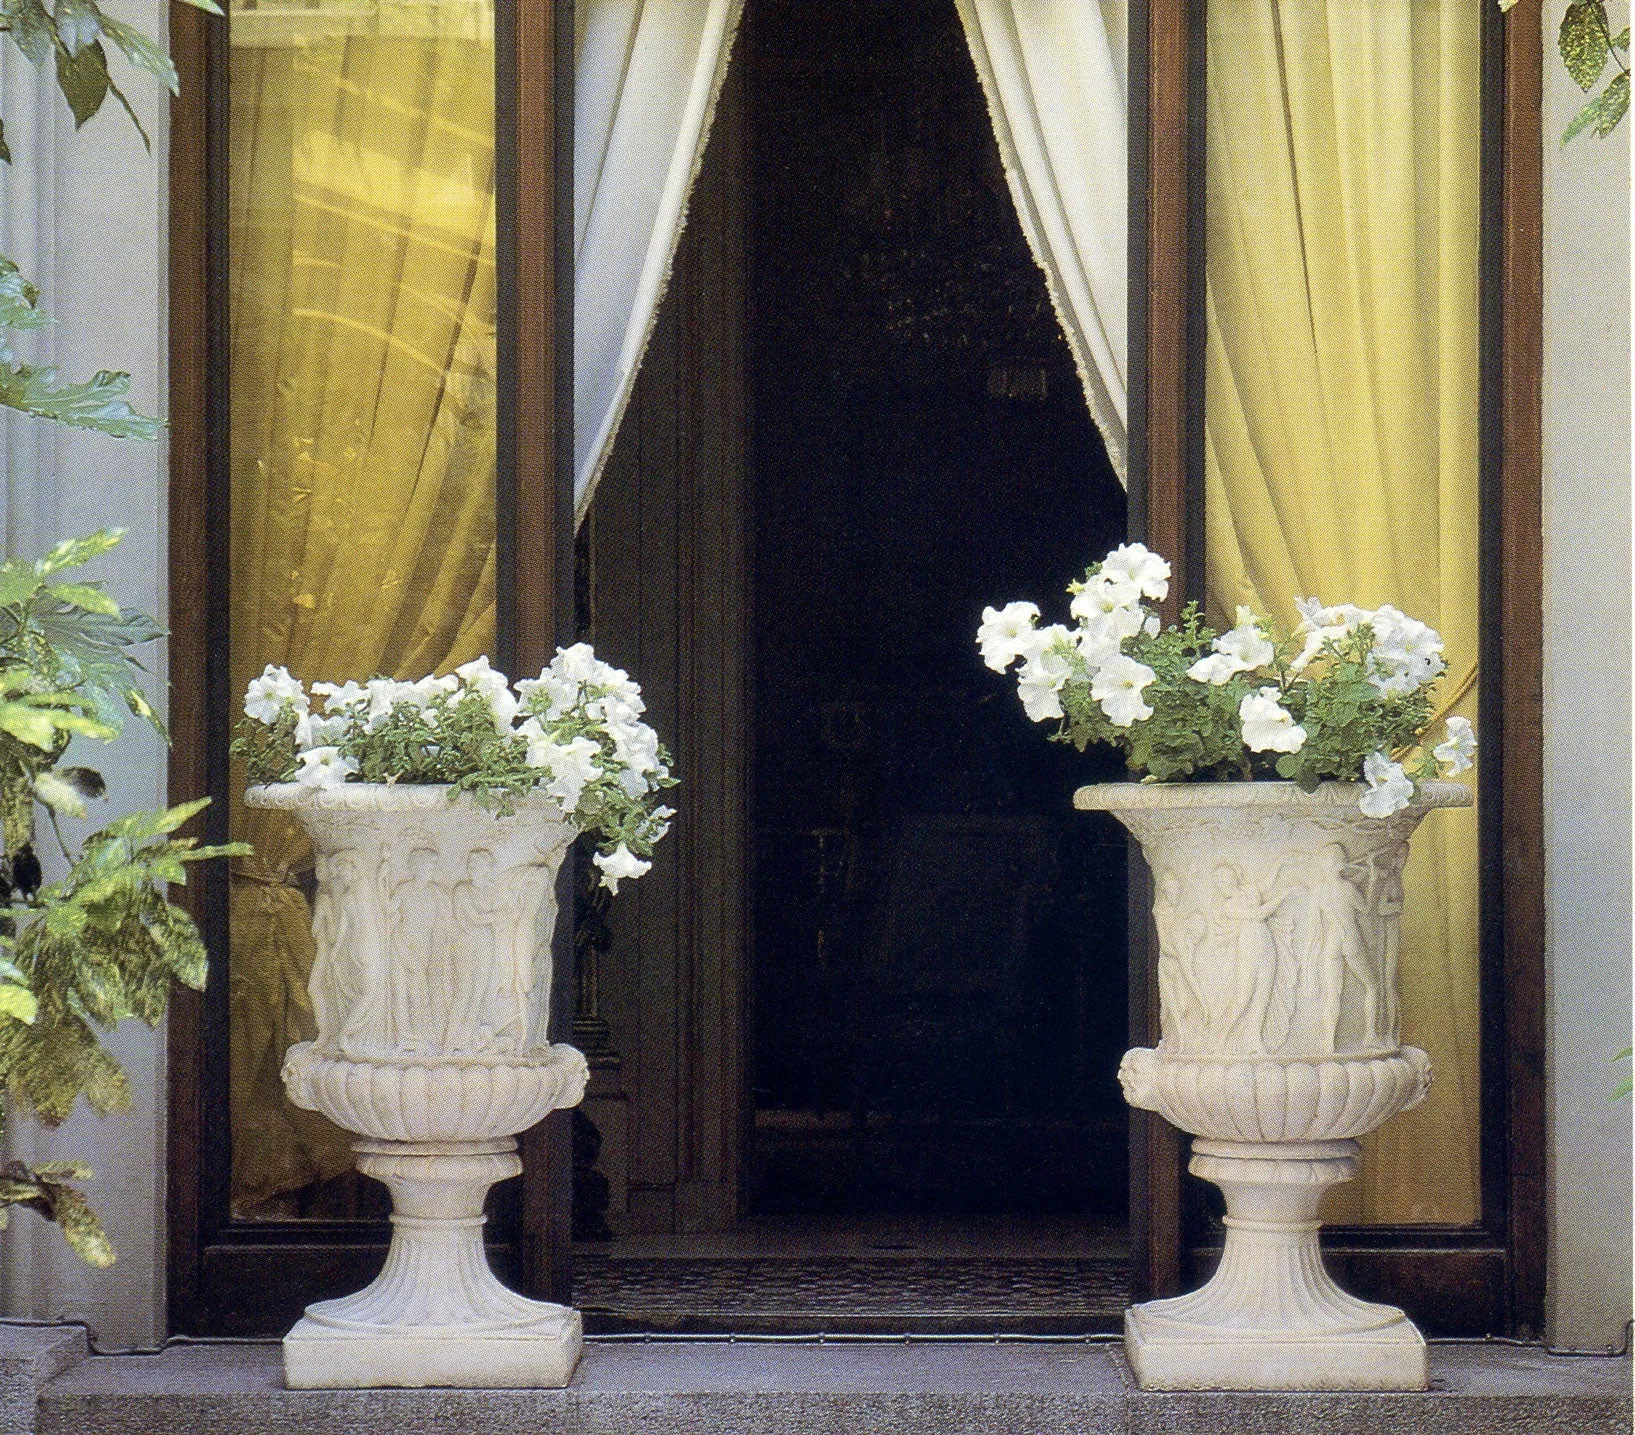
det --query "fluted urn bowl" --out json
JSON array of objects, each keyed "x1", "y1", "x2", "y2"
[
  {"x1": 245, "y1": 782, "x2": 590, "y2": 1391},
  {"x1": 1077, "y1": 779, "x2": 1470, "y2": 1393}
]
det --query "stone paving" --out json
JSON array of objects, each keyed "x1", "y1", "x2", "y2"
[{"x1": 5, "y1": 1327, "x2": 1628, "y2": 1435}]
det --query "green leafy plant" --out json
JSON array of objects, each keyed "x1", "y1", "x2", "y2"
[
  {"x1": 979, "y1": 544, "x2": 1475, "y2": 818},
  {"x1": 1502, "y1": 0, "x2": 1630, "y2": 141},
  {"x1": 0, "y1": 532, "x2": 243, "y2": 1265},
  {"x1": 0, "y1": 0, "x2": 235, "y2": 1266},
  {"x1": 232, "y1": 651, "x2": 676, "y2": 893}
]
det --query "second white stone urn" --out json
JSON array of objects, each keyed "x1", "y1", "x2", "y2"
[
  {"x1": 1076, "y1": 779, "x2": 1470, "y2": 1392},
  {"x1": 245, "y1": 782, "x2": 590, "y2": 1390}
]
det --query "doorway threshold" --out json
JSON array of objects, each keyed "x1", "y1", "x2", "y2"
[{"x1": 574, "y1": 1213, "x2": 1128, "y2": 1335}]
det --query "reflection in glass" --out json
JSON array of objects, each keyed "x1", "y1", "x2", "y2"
[
  {"x1": 1204, "y1": 0, "x2": 1481, "y2": 1223},
  {"x1": 227, "y1": 0, "x2": 497, "y2": 1217}
]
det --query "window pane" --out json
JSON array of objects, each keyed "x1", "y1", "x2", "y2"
[
  {"x1": 1204, "y1": 0, "x2": 1481, "y2": 1224},
  {"x1": 226, "y1": 0, "x2": 497, "y2": 1218}
]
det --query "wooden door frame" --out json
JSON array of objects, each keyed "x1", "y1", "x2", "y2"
[
  {"x1": 168, "y1": 0, "x2": 1542, "y2": 1336},
  {"x1": 164, "y1": 0, "x2": 575, "y2": 1334},
  {"x1": 1127, "y1": 0, "x2": 1547, "y2": 1337}
]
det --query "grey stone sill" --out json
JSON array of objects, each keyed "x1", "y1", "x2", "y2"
[{"x1": 23, "y1": 1337, "x2": 1633, "y2": 1435}]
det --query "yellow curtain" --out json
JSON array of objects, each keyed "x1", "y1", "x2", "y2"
[
  {"x1": 227, "y1": 23, "x2": 498, "y2": 1214},
  {"x1": 1204, "y1": 0, "x2": 1481, "y2": 1223}
]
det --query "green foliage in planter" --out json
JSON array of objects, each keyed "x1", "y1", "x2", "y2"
[{"x1": 0, "y1": 531, "x2": 243, "y2": 1265}]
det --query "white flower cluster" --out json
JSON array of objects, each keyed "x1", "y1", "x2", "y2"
[
  {"x1": 978, "y1": 545, "x2": 1477, "y2": 819},
  {"x1": 241, "y1": 646, "x2": 674, "y2": 892},
  {"x1": 978, "y1": 543, "x2": 1169, "y2": 728}
]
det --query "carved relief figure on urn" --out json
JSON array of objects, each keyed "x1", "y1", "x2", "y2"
[
  {"x1": 980, "y1": 544, "x2": 1478, "y2": 1391},
  {"x1": 234, "y1": 650, "x2": 676, "y2": 1389}
]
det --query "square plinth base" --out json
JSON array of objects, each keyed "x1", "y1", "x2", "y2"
[
  {"x1": 1124, "y1": 1306, "x2": 1427, "y2": 1391},
  {"x1": 283, "y1": 1309, "x2": 583, "y2": 1390}
]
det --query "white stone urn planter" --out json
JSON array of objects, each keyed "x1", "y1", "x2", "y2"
[
  {"x1": 245, "y1": 782, "x2": 591, "y2": 1390},
  {"x1": 1076, "y1": 778, "x2": 1470, "y2": 1392}
]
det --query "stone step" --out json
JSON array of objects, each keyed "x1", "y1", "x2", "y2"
[{"x1": 27, "y1": 1337, "x2": 1633, "y2": 1435}]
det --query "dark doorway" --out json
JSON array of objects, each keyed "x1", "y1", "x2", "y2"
[
  {"x1": 575, "y1": 0, "x2": 1131, "y2": 1331},
  {"x1": 746, "y1": 0, "x2": 1130, "y2": 1222}
]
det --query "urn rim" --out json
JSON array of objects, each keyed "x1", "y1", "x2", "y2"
[
  {"x1": 244, "y1": 780, "x2": 571, "y2": 820},
  {"x1": 1072, "y1": 778, "x2": 1471, "y2": 814}
]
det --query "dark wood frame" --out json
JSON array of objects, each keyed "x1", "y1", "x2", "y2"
[
  {"x1": 1127, "y1": 0, "x2": 1547, "y2": 1337},
  {"x1": 164, "y1": 0, "x2": 575, "y2": 1334},
  {"x1": 169, "y1": 0, "x2": 1544, "y2": 1337}
]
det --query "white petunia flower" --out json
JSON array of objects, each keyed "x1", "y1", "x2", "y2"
[
  {"x1": 293, "y1": 745, "x2": 357, "y2": 790},
  {"x1": 610, "y1": 718, "x2": 661, "y2": 775},
  {"x1": 1433, "y1": 715, "x2": 1477, "y2": 775},
  {"x1": 1289, "y1": 597, "x2": 1367, "y2": 673},
  {"x1": 244, "y1": 664, "x2": 309, "y2": 724},
  {"x1": 551, "y1": 642, "x2": 613, "y2": 688},
  {"x1": 1014, "y1": 628, "x2": 1076, "y2": 722},
  {"x1": 456, "y1": 656, "x2": 519, "y2": 728},
  {"x1": 1239, "y1": 686, "x2": 1306, "y2": 753},
  {"x1": 1091, "y1": 654, "x2": 1157, "y2": 727},
  {"x1": 1187, "y1": 605, "x2": 1274, "y2": 685},
  {"x1": 593, "y1": 843, "x2": 652, "y2": 895},
  {"x1": 1069, "y1": 574, "x2": 1143, "y2": 625},
  {"x1": 1098, "y1": 543, "x2": 1171, "y2": 602},
  {"x1": 977, "y1": 601, "x2": 1042, "y2": 673},
  {"x1": 294, "y1": 712, "x2": 348, "y2": 751},
  {"x1": 546, "y1": 735, "x2": 603, "y2": 814},
  {"x1": 1363, "y1": 606, "x2": 1445, "y2": 696},
  {"x1": 313, "y1": 679, "x2": 367, "y2": 714},
  {"x1": 1359, "y1": 750, "x2": 1415, "y2": 817}
]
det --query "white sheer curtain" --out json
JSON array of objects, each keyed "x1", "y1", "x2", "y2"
[
  {"x1": 574, "y1": 0, "x2": 743, "y2": 522},
  {"x1": 955, "y1": 0, "x2": 1129, "y2": 482}
]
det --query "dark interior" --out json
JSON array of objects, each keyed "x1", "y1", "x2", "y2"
[{"x1": 745, "y1": 0, "x2": 1131, "y2": 1220}]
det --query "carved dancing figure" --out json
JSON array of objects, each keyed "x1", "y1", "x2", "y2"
[
  {"x1": 1208, "y1": 863, "x2": 1292, "y2": 1053},
  {"x1": 311, "y1": 849, "x2": 393, "y2": 1054},
  {"x1": 1364, "y1": 846, "x2": 1406, "y2": 1046},
  {"x1": 487, "y1": 856, "x2": 559, "y2": 1052},
  {"x1": 1154, "y1": 870, "x2": 1210, "y2": 1048},
  {"x1": 1305, "y1": 844, "x2": 1377, "y2": 1051},
  {"x1": 449, "y1": 850, "x2": 500, "y2": 1052},
  {"x1": 388, "y1": 847, "x2": 456, "y2": 1055}
]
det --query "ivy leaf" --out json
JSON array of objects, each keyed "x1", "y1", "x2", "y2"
[
  {"x1": 0, "y1": 259, "x2": 46, "y2": 331},
  {"x1": 53, "y1": 0, "x2": 102, "y2": 55},
  {"x1": 173, "y1": 0, "x2": 224, "y2": 12},
  {"x1": 1564, "y1": 71, "x2": 1631, "y2": 142},
  {"x1": 54, "y1": 36, "x2": 109, "y2": 129},
  {"x1": 46, "y1": 582, "x2": 120, "y2": 617},
  {"x1": 0, "y1": 365, "x2": 162, "y2": 438},
  {"x1": 9, "y1": 0, "x2": 57, "y2": 67},
  {"x1": 35, "y1": 529, "x2": 124, "y2": 575},
  {"x1": 0, "y1": 983, "x2": 37, "y2": 1025},
  {"x1": 0, "y1": 565, "x2": 43, "y2": 607},
  {"x1": 1561, "y1": 2, "x2": 1611, "y2": 91},
  {"x1": 96, "y1": 13, "x2": 178, "y2": 95},
  {"x1": 41, "y1": 1180, "x2": 114, "y2": 1266},
  {"x1": 33, "y1": 771, "x2": 89, "y2": 819},
  {"x1": 1617, "y1": 28, "x2": 1632, "y2": 50}
]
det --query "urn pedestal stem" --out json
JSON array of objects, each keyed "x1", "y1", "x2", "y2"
[
  {"x1": 284, "y1": 1138, "x2": 582, "y2": 1389},
  {"x1": 1077, "y1": 779, "x2": 1470, "y2": 1392}
]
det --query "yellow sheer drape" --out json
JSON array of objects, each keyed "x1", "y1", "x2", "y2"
[
  {"x1": 228, "y1": 23, "x2": 498, "y2": 1213},
  {"x1": 1204, "y1": 0, "x2": 1480, "y2": 1223}
]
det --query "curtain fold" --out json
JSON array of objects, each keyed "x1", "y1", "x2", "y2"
[
  {"x1": 574, "y1": 0, "x2": 744, "y2": 521},
  {"x1": 228, "y1": 26, "x2": 499, "y2": 1213},
  {"x1": 954, "y1": 0, "x2": 1129, "y2": 482},
  {"x1": 1204, "y1": 0, "x2": 1481, "y2": 1223}
]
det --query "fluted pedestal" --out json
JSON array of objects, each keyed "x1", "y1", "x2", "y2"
[
  {"x1": 1125, "y1": 1139, "x2": 1423, "y2": 1390},
  {"x1": 284, "y1": 1139, "x2": 582, "y2": 1389}
]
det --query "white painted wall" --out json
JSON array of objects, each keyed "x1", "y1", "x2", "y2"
[
  {"x1": 1540, "y1": 22, "x2": 1634, "y2": 1351},
  {"x1": 0, "y1": 1, "x2": 171, "y2": 1351}
]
